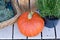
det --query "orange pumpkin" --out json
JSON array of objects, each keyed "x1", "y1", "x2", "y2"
[{"x1": 17, "y1": 11, "x2": 44, "y2": 37}]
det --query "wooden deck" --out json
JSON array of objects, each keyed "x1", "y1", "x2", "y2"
[
  {"x1": 0, "y1": 20, "x2": 60, "y2": 39},
  {"x1": 0, "y1": 0, "x2": 60, "y2": 39}
]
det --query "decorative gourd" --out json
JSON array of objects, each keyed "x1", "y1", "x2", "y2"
[
  {"x1": 30, "y1": 0, "x2": 37, "y2": 11},
  {"x1": 18, "y1": 0, "x2": 28, "y2": 6},
  {"x1": 17, "y1": 11, "x2": 44, "y2": 37},
  {"x1": 17, "y1": 0, "x2": 37, "y2": 11},
  {"x1": 18, "y1": 0, "x2": 29, "y2": 12}
]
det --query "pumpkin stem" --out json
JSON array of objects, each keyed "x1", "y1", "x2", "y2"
[{"x1": 28, "y1": 11, "x2": 34, "y2": 19}]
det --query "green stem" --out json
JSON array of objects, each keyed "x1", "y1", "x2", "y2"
[{"x1": 28, "y1": 11, "x2": 34, "y2": 19}]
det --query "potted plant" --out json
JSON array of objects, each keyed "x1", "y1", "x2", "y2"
[{"x1": 36, "y1": 0, "x2": 60, "y2": 28}]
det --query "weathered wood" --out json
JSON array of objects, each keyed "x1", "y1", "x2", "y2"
[
  {"x1": 42, "y1": 27, "x2": 55, "y2": 39},
  {"x1": 28, "y1": 33, "x2": 41, "y2": 39},
  {"x1": 53, "y1": 20, "x2": 60, "y2": 39},
  {"x1": 13, "y1": 23, "x2": 26, "y2": 39},
  {"x1": 0, "y1": 25, "x2": 12, "y2": 39}
]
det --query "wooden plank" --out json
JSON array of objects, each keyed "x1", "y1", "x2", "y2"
[
  {"x1": 42, "y1": 20, "x2": 55, "y2": 39},
  {"x1": 0, "y1": 25, "x2": 12, "y2": 39},
  {"x1": 42, "y1": 27, "x2": 55, "y2": 39},
  {"x1": 53, "y1": 20, "x2": 60, "y2": 39},
  {"x1": 28, "y1": 33, "x2": 41, "y2": 39},
  {"x1": 13, "y1": 23, "x2": 26, "y2": 39}
]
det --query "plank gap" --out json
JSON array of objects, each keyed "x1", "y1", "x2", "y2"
[
  {"x1": 14, "y1": 23, "x2": 26, "y2": 39},
  {"x1": 12, "y1": 24, "x2": 14, "y2": 39},
  {"x1": 53, "y1": 22, "x2": 57, "y2": 39},
  {"x1": 26, "y1": 37, "x2": 28, "y2": 39},
  {"x1": 41, "y1": 32, "x2": 42, "y2": 39}
]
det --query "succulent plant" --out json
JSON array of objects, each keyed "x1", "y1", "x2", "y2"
[
  {"x1": 0, "y1": 0, "x2": 14, "y2": 22},
  {"x1": 0, "y1": 0, "x2": 6, "y2": 10},
  {"x1": 0, "y1": 9, "x2": 14, "y2": 22},
  {"x1": 5, "y1": 0, "x2": 10, "y2": 3}
]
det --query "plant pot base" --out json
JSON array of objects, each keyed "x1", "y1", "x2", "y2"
[{"x1": 44, "y1": 18, "x2": 58, "y2": 28}]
